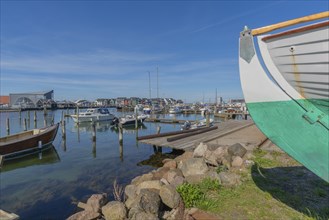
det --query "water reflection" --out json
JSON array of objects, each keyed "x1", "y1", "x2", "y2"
[
  {"x1": 72, "y1": 121, "x2": 113, "y2": 133},
  {"x1": 0, "y1": 145, "x2": 60, "y2": 173}
]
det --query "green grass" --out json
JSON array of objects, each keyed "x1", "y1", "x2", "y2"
[{"x1": 177, "y1": 149, "x2": 329, "y2": 220}]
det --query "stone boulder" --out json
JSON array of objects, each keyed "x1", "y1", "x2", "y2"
[
  {"x1": 219, "y1": 172, "x2": 241, "y2": 187},
  {"x1": 174, "y1": 151, "x2": 193, "y2": 163},
  {"x1": 125, "y1": 184, "x2": 137, "y2": 199},
  {"x1": 159, "y1": 185, "x2": 182, "y2": 209},
  {"x1": 193, "y1": 142, "x2": 208, "y2": 158},
  {"x1": 67, "y1": 210, "x2": 100, "y2": 220},
  {"x1": 131, "y1": 173, "x2": 154, "y2": 185},
  {"x1": 170, "y1": 176, "x2": 185, "y2": 188},
  {"x1": 137, "y1": 180, "x2": 163, "y2": 194},
  {"x1": 101, "y1": 201, "x2": 127, "y2": 220},
  {"x1": 163, "y1": 160, "x2": 177, "y2": 169},
  {"x1": 231, "y1": 156, "x2": 244, "y2": 168},
  {"x1": 86, "y1": 193, "x2": 107, "y2": 213},
  {"x1": 179, "y1": 158, "x2": 209, "y2": 177},
  {"x1": 228, "y1": 143, "x2": 247, "y2": 158},
  {"x1": 152, "y1": 167, "x2": 170, "y2": 180},
  {"x1": 128, "y1": 189, "x2": 161, "y2": 219}
]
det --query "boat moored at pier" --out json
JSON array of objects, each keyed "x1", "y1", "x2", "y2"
[
  {"x1": 70, "y1": 108, "x2": 115, "y2": 123},
  {"x1": 239, "y1": 11, "x2": 329, "y2": 182},
  {"x1": 0, "y1": 123, "x2": 59, "y2": 160}
]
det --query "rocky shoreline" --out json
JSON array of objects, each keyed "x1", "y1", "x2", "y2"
[{"x1": 67, "y1": 142, "x2": 257, "y2": 220}]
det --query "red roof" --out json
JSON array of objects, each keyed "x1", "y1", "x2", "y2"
[{"x1": 0, "y1": 96, "x2": 10, "y2": 104}]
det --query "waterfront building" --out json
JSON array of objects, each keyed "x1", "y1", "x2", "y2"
[{"x1": 9, "y1": 90, "x2": 54, "y2": 109}]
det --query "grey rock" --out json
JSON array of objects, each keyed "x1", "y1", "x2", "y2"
[
  {"x1": 66, "y1": 210, "x2": 100, "y2": 220},
  {"x1": 159, "y1": 185, "x2": 182, "y2": 209},
  {"x1": 204, "y1": 150, "x2": 218, "y2": 166},
  {"x1": 125, "y1": 184, "x2": 137, "y2": 199},
  {"x1": 101, "y1": 201, "x2": 127, "y2": 220},
  {"x1": 170, "y1": 176, "x2": 185, "y2": 188},
  {"x1": 228, "y1": 143, "x2": 247, "y2": 158},
  {"x1": 185, "y1": 174, "x2": 205, "y2": 184},
  {"x1": 219, "y1": 172, "x2": 241, "y2": 187},
  {"x1": 129, "y1": 189, "x2": 161, "y2": 216},
  {"x1": 193, "y1": 142, "x2": 208, "y2": 158},
  {"x1": 137, "y1": 180, "x2": 163, "y2": 194},
  {"x1": 231, "y1": 156, "x2": 244, "y2": 168},
  {"x1": 179, "y1": 158, "x2": 209, "y2": 177},
  {"x1": 131, "y1": 173, "x2": 154, "y2": 185},
  {"x1": 86, "y1": 193, "x2": 107, "y2": 213}
]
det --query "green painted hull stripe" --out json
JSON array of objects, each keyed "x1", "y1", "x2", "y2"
[{"x1": 247, "y1": 100, "x2": 329, "y2": 182}]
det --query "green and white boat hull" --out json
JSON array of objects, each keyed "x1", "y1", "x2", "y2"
[{"x1": 239, "y1": 13, "x2": 329, "y2": 182}]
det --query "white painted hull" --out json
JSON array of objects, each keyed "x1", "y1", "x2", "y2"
[
  {"x1": 239, "y1": 12, "x2": 329, "y2": 182},
  {"x1": 71, "y1": 114, "x2": 114, "y2": 123}
]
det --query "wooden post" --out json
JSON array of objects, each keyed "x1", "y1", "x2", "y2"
[
  {"x1": 92, "y1": 123, "x2": 96, "y2": 142},
  {"x1": 118, "y1": 124, "x2": 123, "y2": 144},
  {"x1": 44, "y1": 117, "x2": 47, "y2": 127},
  {"x1": 206, "y1": 111, "x2": 210, "y2": 127},
  {"x1": 43, "y1": 105, "x2": 47, "y2": 116},
  {"x1": 27, "y1": 110, "x2": 30, "y2": 122},
  {"x1": 153, "y1": 126, "x2": 162, "y2": 153},
  {"x1": 119, "y1": 142, "x2": 123, "y2": 161},
  {"x1": 6, "y1": 118, "x2": 10, "y2": 136},
  {"x1": 92, "y1": 140, "x2": 96, "y2": 158},
  {"x1": 61, "y1": 120, "x2": 66, "y2": 139},
  {"x1": 34, "y1": 111, "x2": 37, "y2": 122},
  {"x1": 62, "y1": 136, "x2": 67, "y2": 152},
  {"x1": 0, "y1": 155, "x2": 4, "y2": 168},
  {"x1": 51, "y1": 115, "x2": 55, "y2": 125},
  {"x1": 24, "y1": 118, "x2": 27, "y2": 131},
  {"x1": 135, "y1": 107, "x2": 138, "y2": 129},
  {"x1": 77, "y1": 106, "x2": 80, "y2": 124},
  {"x1": 19, "y1": 109, "x2": 22, "y2": 121}
]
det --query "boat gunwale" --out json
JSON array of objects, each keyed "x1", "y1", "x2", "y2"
[
  {"x1": 0, "y1": 123, "x2": 59, "y2": 147},
  {"x1": 262, "y1": 20, "x2": 329, "y2": 41}
]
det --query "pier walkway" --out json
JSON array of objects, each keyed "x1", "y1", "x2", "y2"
[{"x1": 139, "y1": 120, "x2": 266, "y2": 151}]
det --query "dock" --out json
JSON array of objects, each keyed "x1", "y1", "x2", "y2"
[
  {"x1": 138, "y1": 120, "x2": 267, "y2": 151},
  {"x1": 145, "y1": 118, "x2": 195, "y2": 124}
]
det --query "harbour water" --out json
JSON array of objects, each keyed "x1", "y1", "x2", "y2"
[{"x1": 0, "y1": 109, "x2": 217, "y2": 219}]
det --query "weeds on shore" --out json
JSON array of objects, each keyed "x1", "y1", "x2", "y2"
[{"x1": 113, "y1": 178, "x2": 125, "y2": 202}]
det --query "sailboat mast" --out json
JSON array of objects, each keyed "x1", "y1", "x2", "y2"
[
  {"x1": 157, "y1": 67, "x2": 159, "y2": 99},
  {"x1": 148, "y1": 71, "x2": 151, "y2": 99}
]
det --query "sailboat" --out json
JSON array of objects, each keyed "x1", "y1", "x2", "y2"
[{"x1": 239, "y1": 11, "x2": 329, "y2": 182}]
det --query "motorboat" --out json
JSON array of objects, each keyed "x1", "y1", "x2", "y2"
[
  {"x1": 0, "y1": 123, "x2": 59, "y2": 160},
  {"x1": 117, "y1": 114, "x2": 149, "y2": 126},
  {"x1": 181, "y1": 118, "x2": 214, "y2": 130},
  {"x1": 70, "y1": 108, "x2": 115, "y2": 123},
  {"x1": 239, "y1": 11, "x2": 329, "y2": 182},
  {"x1": 169, "y1": 107, "x2": 182, "y2": 114},
  {"x1": 143, "y1": 105, "x2": 151, "y2": 114},
  {"x1": 151, "y1": 105, "x2": 163, "y2": 114}
]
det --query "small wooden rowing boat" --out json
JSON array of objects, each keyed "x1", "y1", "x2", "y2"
[
  {"x1": 239, "y1": 12, "x2": 329, "y2": 182},
  {"x1": 0, "y1": 123, "x2": 59, "y2": 160}
]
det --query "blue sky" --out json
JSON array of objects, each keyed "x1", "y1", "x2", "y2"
[{"x1": 1, "y1": 1, "x2": 328, "y2": 102}]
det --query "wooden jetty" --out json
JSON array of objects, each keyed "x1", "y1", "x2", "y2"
[
  {"x1": 138, "y1": 120, "x2": 266, "y2": 151},
  {"x1": 145, "y1": 118, "x2": 195, "y2": 124}
]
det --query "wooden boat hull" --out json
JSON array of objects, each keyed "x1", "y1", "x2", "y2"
[
  {"x1": 239, "y1": 12, "x2": 329, "y2": 182},
  {"x1": 0, "y1": 123, "x2": 59, "y2": 158}
]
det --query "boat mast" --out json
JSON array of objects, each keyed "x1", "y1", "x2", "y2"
[
  {"x1": 157, "y1": 67, "x2": 159, "y2": 99},
  {"x1": 148, "y1": 71, "x2": 151, "y2": 99}
]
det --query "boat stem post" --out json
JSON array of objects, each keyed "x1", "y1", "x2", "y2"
[
  {"x1": 92, "y1": 122, "x2": 96, "y2": 142},
  {"x1": 24, "y1": 118, "x2": 27, "y2": 131},
  {"x1": 118, "y1": 124, "x2": 123, "y2": 144},
  {"x1": 38, "y1": 140, "x2": 42, "y2": 149},
  {"x1": 6, "y1": 118, "x2": 10, "y2": 136}
]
